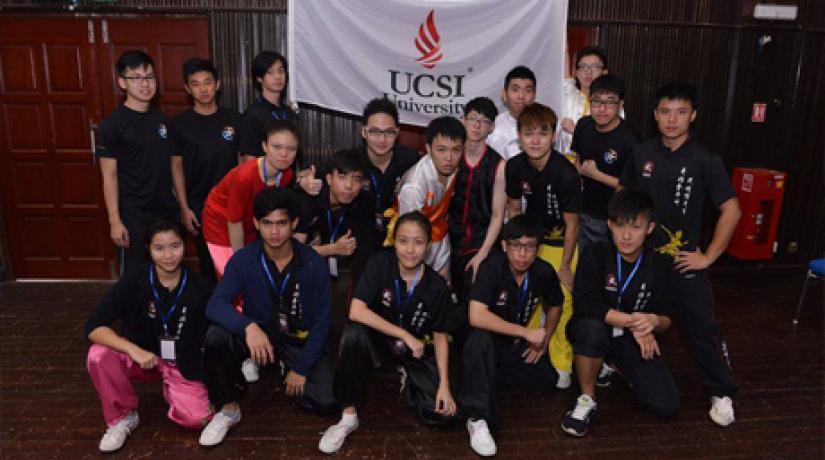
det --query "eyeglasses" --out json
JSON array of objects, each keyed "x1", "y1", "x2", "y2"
[
  {"x1": 365, "y1": 128, "x2": 399, "y2": 138},
  {"x1": 590, "y1": 98, "x2": 620, "y2": 108},
  {"x1": 123, "y1": 76, "x2": 157, "y2": 84},
  {"x1": 576, "y1": 64, "x2": 604, "y2": 72},
  {"x1": 465, "y1": 116, "x2": 492, "y2": 126},
  {"x1": 506, "y1": 241, "x2": 538, "y2": 252}
]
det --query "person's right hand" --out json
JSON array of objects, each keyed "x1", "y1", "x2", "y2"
[
  {"x1": 523, "y1": 328, "x2": 547, "y2": 348},
  {"x1": 245, "y1": 323, "x2": 275, "y2": 366},
  {"x1": 298, "y1": 165, "x2": 323, "y2": 196},
  {"x1": 181, "y1": 207, "x2": 200, "y2": 235},
  {"x1": 561, "y1": 117, "x2": 576, "y2": 134},
  {"x1": 128, "y1": 347, "x2": 158, "y2": 369},
  {"x1": 402, "y1": 332, "x2": 425, "y2": 359},
  {"x1": 333, "y1": 230, "x2": 357, "y2": 256},
  {"x1": 633, "y1": 330, "x2": 661, "y2": 360},
  {"x1": 110, "y1": 221, "x2": 129, "y2": 248}
]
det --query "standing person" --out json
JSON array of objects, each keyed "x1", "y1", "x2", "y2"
[
  {"x1": 357, "y1": 98, "x2": 420, "y2": 245},
  {"x1": 170, "y1": 57, "x2": 241, "y2": 286},
  {"x1": 505, "y1": 103, "x2": 581, "y2": 389},
  {"x1": 448, "y1": 97, "x2": 506, "y2": 302},
  {"x1": 486, "y1": 66, "x2": 536, "y2": 160},
  {"x1": 200, "y1": 188, "x2": 336, "y2": 447},
  {"x1": 97, "y1": 50, "x2": 179, "y2": 272},
  {"x1": 619, "y1": 82, "x2": 741, "y2": 427},
  {"x1": 393, "y1": 116, "x2": 465, "y2": 279},
  {"x1": 572, "y1": 74, "x2": 639, "y2": 252},
  {"x1": 561, "y1": 189, "x2": 679, "y2": 437},
  {"x1": 557, "y1": 46, "x2": 611, "y2": 159},
  {"x1": 458, "y1": 215, "x2": 563, "y2": 457},
  {"x1": 318, "y1": 211, "x2": 459, "y2": 455},
  {"x1": 201, "y1": 120, "x2": 309, "y2": 278},
  {"x1": 85, "y1": 219, "x2": 212, "y2": 452},
  {"x1": 238, "y1": 51, "x2": 294, "y2": 160}
]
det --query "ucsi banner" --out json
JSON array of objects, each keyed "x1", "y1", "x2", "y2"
[{"x1": 288, "y1": 0, "x2": 568, "y2": 127}]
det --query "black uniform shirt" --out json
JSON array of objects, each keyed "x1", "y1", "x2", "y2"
[
  {"x1": 571, "y1": 117, "x2": 638, "y2": 220},
  {"x1": 353, "y1": 251, "x2": 453, "y2": 340},
  {"x1": 96, "y1": 105, "x2": 177, "y2": 212},
  {"x1": 359, "y1": 144, "x2": 420, "y2": 214},
  {"x1": 619, "y1": 136, "x2": 735, "y2": 253},
  {"x1": 84, "y1": 264, "x2": 210, "y2": 381},
  {"x1": 572, "y1": 243, "x2": 674, "y2": 322},
  {"x1": 505, "y1": 151, "x2": 582, "y2": 245},
  {"x1": 448, "y1": 146, "x2": 502, "y2": 255},
  {"x1": 170, "y1": 107, "x2": 241, "y2": 215},
  {"x1": 470, "y1": 250, "x2": 563, "y2": 331},
  {"x1": 239, "y1": 97, "x2": 295, "y2": 157}
]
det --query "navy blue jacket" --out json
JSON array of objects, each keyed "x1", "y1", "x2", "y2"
[{"x1": 206, "y1": 239, "x2": 332, "y2": 376}]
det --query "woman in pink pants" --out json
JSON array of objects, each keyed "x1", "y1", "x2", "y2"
[{"x1": 85, "y1": 219, "x2": 213, "y2": 452}]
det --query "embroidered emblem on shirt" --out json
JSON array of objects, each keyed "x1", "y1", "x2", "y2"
[
  {"x1": 674, "y1": 167, "x2": 693, "y2": 215},
  {"x1": 605, "y1": 273, "x2": 618, "y2": 292},
  {"x1": 521, "y1": 180, "x2": 532, "y2": 195},
  {"x1": 158, "y1": 123, "x2": 168, "y2": 139},
  {"x1": 633, "y1": 283, "x2": 652, "y2": 311},
  {"x1": 604, "y1": 149, "x2": 618, "y2": 165},
  {"x1": 496, "y1": 289, "x2": 508, "y2": 307},
  {"x1": 147, "y1": 301, "x2": 157, "y2": 318},
  {"x1": 382, "y1": 288, "x2": 393, "y2": 308},
  {"x1": 222, "y1": 125, "x2": 235, "y2": 141},
  {"x1": 642, "y1": 160, "x2": 655, "y2": 178},
  {"x1": 655, "y1": 225, "x2": 688, "y2": 258},
  {"x1": 546, "y1": 184, "x2": 561, "y2": 219}
]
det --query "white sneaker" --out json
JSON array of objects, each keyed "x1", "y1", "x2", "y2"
[
  {"x1": 241, "y1": 358, "x2": 260, "y2": 383},
  {"x1": 556, "y1": 370, "x2": 572, "y2": 389},
  {"x1": 199, "y1": 408, "x2": 241, "y2": 447},
  {"x1": 318, "y1": 419, "x2": 358, "y2": 454},
  {"x1": 709, "y1": 396, "x2": 735, "y2": 427},
  {"x1": 467, "y1": 418, "x2": 496, "y2": 457},
  {"x1": 99, "y1": 411, "x2": 139, "y2": 453}
]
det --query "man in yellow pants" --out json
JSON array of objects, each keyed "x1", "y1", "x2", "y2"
[{"x1": 505, "y1": 103, "x2": 581, "y2": 388}]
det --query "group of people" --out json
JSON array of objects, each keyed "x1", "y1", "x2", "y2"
[{"x1": 85, "y1": 46, "x2": 742, "y2": 456}]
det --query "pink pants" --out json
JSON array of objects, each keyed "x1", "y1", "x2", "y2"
[
  {"x1": 86, "y1": 344, "x2": 212, "y2": 429},
  {"x1": 206, "y1": 242, "x2": 233, "y2": 278}
]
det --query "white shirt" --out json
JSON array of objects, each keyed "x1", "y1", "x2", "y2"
[
  {"x1": 398, "y1": 155, "x2": 453, "y2": 273},
  {"x1": 486, "y1": 111, "x2": 520, "y2": 160}
]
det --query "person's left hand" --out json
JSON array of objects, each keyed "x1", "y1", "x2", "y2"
[
  {"x1": 284, "y1": 370, "x2": 306, "y2": 397},
  {"x1": 435, "y1": 384, "x2": 457, "y2": 417},
  {"x1": 579, "y1": 159, "x2": 599, "y2": 179}
]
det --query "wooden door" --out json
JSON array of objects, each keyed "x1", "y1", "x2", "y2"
[{"x1": 0, "y1": 17, "x2": 111, "y2": 278}]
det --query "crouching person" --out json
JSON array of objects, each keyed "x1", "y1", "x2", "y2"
[
  {"x1": 85, "y1": 219, "x2": 213, "y2": 452},
  {"x1": 200, "y1": 188, "x2": 335, "y2": 447},
  {"x1": 319, "y1": 211, "x2": 460, "y2": 454},
  {"x1": 561, "y1": 189, "x2": 679, "y2": 437}
]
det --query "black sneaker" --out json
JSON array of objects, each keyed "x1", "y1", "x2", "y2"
[
  {"x1": 596, "y1": 363, "x2": 615, "y2": 388},
  {"x1": 561, "y1": 394, "x2": 597, "y2": 437}
]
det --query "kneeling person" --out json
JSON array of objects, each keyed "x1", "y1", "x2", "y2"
[
  {"x1": 562, "y1": 189, "x2": 678, "y2": 437},
  {"x1": 459, "y1": 215, "x2": 563, "y2": 457},
  {"x1": 319, "y1": 211, "x2": 459, "y2": 454},
  {"x1": 201, "y1": 188, "x2": 335, "y2": 446}
]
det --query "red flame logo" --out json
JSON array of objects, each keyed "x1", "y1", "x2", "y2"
[{"x1": 414, "y1": 10, "x2": 442, "y2": 69}]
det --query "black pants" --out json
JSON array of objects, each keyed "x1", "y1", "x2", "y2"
[
  {"x1": 672, "y1": 272, "x2": 737, "y2": 398},
  {"x1": 568, "y1": 317, "x2": 679, "y2": 417},
  {"x1": 333, "y1": 323, "x2": 460, "y2": 426},
  {"x1": 458, "y1": 330, "x2": 558, "y2": 427},
  {"x1": 203, "y1": 324, "x2": 336, "y2": 413},
  {"x1": 191, "y1": 209, "x2": 217, "y2": 286},
  {"x1": 120, "y1": 206, "x2": 178, "y2": 273}
]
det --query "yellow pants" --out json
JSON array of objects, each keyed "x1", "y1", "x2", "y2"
[{"x1": 527, "y1": 244, "x2": 578, "y2": 373}]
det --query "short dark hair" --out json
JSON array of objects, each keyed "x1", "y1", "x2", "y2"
[
  {"x1": 261, "y1": 119, "x2": 300, "y2": 144},
  {"x1": 425, "y1": 116, "x2": 466, "y2": 145},
  {"x1": 517, "y1": 103, "x2": 558, "y2": 133},
  {"x1": 607, "y1": 188, "x2": 655, "y2": 224},
  {"x1": 182, "y1": 57, "x2": 218, "y2": 84},
  {"x1": 590, "y1": 74, "x2": 625, "y2": 100},
  {"x1": 575, "y1": 46, "x2": 608, "y2": 68},
  {"x1": 327, "y1": 148, "x2": 367, "y2": 176},
  {"x1": 252, "y1": 51, "x2": 288, "y2": 103},
  {"x1": 144, "y1": 218, "x2": 186, "y2": 249},
  {"x1": 253, "y1": 188, "x2": 300, "y2": 221},
  {"x1": 464, "y1": 97, "x2": 498, "y2": 122},
  {"x1": 501, "y1": 214, "x2": 545, "y2": 241},
  {"x1": 363, "y1": 97, "x2": 399, "y2": 126},
  {"x1": 504, "y1": 65, "x2": 536, "y2": 89},
  {"x1": 655, "y1": 81, "x2": 699, "y2": 111},
  {"x1": 393, "y1": 211, "x2": 433, "y2": 243},
  {"x1": 117, "y1": 50, "x2": 154, "y2": 77}
]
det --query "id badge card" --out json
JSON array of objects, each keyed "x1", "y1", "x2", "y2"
[
  {"x1": 612, "y1": 327, "x2": 624, "y2": 338},
  {"x1": 160, "y1": 336, "x2": 176, "y2": 361},
  {"x1": 328, "y1": 256, "x2": 339, "y2": 277},
  {"x1": 278, "y1": 313, "x2": 290, "y2": 334}
]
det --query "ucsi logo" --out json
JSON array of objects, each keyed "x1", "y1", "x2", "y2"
[{"x1": 415, "y1": 10, "x2": 442, "y2": 69}]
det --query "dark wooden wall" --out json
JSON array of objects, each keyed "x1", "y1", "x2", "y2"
[{"x1": 1, "y1": 0, "x2": 822, "y2": 265}]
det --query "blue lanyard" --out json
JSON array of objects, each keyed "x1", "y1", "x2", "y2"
[
  {"x1": 394, "y1": 265, "x2": 423, "y2": 316},
  {"x1": 616, "y1": 252, "x2": 644, "y2": 306},
  {"x1": 261, "y1": 159, "x2": 283, "y2": 188},
  {"x1": 261, "y1": 97, "x2": 287, "y2": 120},
  {"x1": 326, "y1": 210, "x2": 344, "y2": 243},
  {"x1": 260, "y1": 252, "x2": 291, "y2": 298},
  {"x1": 517, "y1": 273, "x2": 530, "y2": 307},
  {"x1": 370, "y1": 172, "x2": 382, "y2": 209},
  {"x1": 149, "y1": 266, "x2": 188, "y2": 336}
]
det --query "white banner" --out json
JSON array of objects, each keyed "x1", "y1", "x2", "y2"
[{"x1": 288, "y1": 0, "x2": 568, "y2": 127}]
